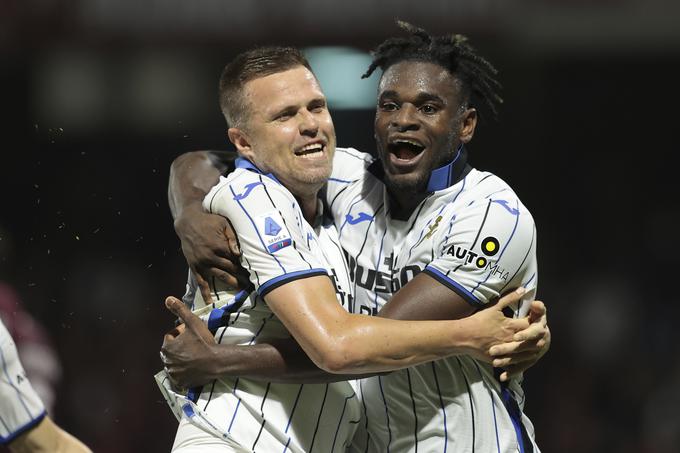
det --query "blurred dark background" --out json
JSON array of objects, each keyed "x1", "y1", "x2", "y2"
[{"x1": 1, "y1": 1, "x2": 679, "y2": 451}]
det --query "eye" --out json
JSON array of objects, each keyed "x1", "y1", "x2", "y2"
[
  {"x1": 309, "y1": 100, "x2": 326, "y2": 113},
  {"x1": 275, "y1": 111, "x2": 294, "y2": 122},
  {"x1": 420, "y1": 104, "x2": 438, "y2": 115},
  {"x1": 380, "y1": 101, "x2": 399, "y2": 112}
]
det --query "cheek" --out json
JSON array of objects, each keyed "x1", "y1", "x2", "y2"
[{"x1": 373, "y1": 116, "x2": 389, "y2": 137}]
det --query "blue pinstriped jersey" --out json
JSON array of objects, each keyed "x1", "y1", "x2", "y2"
[
  {"x1": 326, "y1": 147, "x2": 540, "y2": 453},
  {"x1": 173, "y1": 158, "x2": 360, "y2": 452},
  {"x1": 0, "y1": 319, "x2": 46, "y2": 444}
]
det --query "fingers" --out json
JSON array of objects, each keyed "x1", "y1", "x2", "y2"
[
  {"x1": 504, "y1": 318, "x2": 530, "y2": 333},
  {"x1": 527, "y1": 300, "x2": 547, "y2": 324},
  {"x1": 207, "y1": 268, "x2": 241, "y2": 288},
  {"x1": 193, "y1": 272, "x2": 214, "y2": 304},
  {"x1": 496, "y1": 287, "x2": 526, "y2": 311},
  {"x1": 223, "y1": 221, "x2": 241, "y2": 256},
  {"x1": 529, "y1": 300, "x2": 546, "y2": 316},
  {"x1": 165, "y1": 297, "x2": 203, "y2": 331},
  {"x1": 498, "y1": 363, "x2": 533, "y2": 382},
  {"x1": 512, "y1": 321, "x2": 547, "y2": 342},
  {"x1": 162, "y1": 324, "x2": 184, "y2": 342},
  {"x1": 492, "y1": 350, "x2": 540, "y2": 368}
]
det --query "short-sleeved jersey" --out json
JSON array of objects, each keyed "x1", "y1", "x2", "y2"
[
  {"x1": 164, "y1": 158, "x2": 360, "y2": 453},
  {"x1": 325, "y1": 147, "x2": 540, "y2": 453},
  {"x1": 0, "y1": 319, "x2": 46, "y2": 445}
]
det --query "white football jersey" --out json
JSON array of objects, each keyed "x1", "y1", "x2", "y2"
[
  {"x1": 326, "y1": 147, "x2": 540, "y2": 453},
  {"x1": 0, "y1": 319, "x2": 46, "y2": 444},
  {"x1": 163, "y1": 157, "x2": 360, "y2": 453}
]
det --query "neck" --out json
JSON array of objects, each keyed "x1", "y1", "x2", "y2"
[
  {"x1": 296, "y1": 192, "x2": 319, "y2": 224},
  {"x1": 388, "y1": 189, "x2": 428, "y2": 220}
]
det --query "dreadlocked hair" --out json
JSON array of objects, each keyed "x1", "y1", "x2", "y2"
[{"x1": 363, "y1": 20, "x2": 503, "y2": 119}]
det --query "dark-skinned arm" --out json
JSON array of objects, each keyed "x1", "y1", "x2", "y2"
[
  {"x1": 168, "y1": 150, "x2": 249, "y2": 300},
  {"x1": 376, "y1": 272, "x2": 550, "y2": 382}
]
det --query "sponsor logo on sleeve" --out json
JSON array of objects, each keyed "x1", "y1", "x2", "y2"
[
  {"x1": 445, "y1": 236, "x2": 509, "y2": 280},
  {"x1": 257, "y1": 212, "x2": 292, "y2": 253}
]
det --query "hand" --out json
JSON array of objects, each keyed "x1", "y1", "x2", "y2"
[
  {"x1": 160, "y1": 296, "x2": 220, "y2": 388},
  {"x1": 174, "y1": 203, "x2": 249, "y2": 302},
  {"x1": 463, "y1": 288, "x2": 531, "y2": 363},
  {"x1": 489, "y1": 299, "x2": 551, "y2": 382}
]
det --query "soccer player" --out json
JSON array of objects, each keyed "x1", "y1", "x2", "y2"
[
  {"x1": 0, "y1": 319, "x2": 92, "y2": 453},
  {"x1": 158, "y1": 45, "x2": 538, "y2": 453}
]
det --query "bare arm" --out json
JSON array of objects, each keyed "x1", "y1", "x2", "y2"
[
  {"x1": 168, "y1": 150, "x2": 233, "y2": 219},
  {"x1": 8, "y1": 417, "x2": 91, "y2": 453},
  {"x1": 161, "y1": 304, "x2": 354, "y2": 386},
  {"x1": 161, "y1": 284, "x2": 530, "y2": 386},
  {"x1": 168, "y1": 150, "x2": 249, "y2": 297}
]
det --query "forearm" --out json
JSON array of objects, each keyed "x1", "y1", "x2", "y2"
[
  {"x1": 316, "y1": 314, "x2": 478, "y2": 374},
  {"x1": 271, "y1": 277, "x2": 532, "y2": 375},
  {"x1": 9, "y1": 417, "x2": 91, "y2": 453},
  {"x1": 168, "y1": 150, "x2": 236, "y2": 220},
  {"x1": 208, "y1": 341, "x2": 374, "y2": 384}
]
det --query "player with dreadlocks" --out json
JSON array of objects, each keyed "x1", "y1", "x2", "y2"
[{"x1": 163, "y1": 21, "x2": 549, "y2": 452}]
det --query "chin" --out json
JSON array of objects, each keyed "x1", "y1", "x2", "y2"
[
  {"x1": 293, "y1": 168, "x2": 331, "y2": 186},
  {"x1": 384, "y1": 171, "x2": 428, "y2": 194}
]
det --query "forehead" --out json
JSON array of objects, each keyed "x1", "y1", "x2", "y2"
[
  {"x1": 242, "y1": 66, "x2": 324, "y2": 114},
  {"x1": 379, "y1": 60, "x2": 460, "y2": 100}
]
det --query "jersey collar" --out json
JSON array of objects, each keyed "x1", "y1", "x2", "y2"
[
  {"x1": 235, "y1": 157, "x2": 282, "y2": 185},
  {"x1": 426, "y1": 144, "x2": 470, "y2": 192},
  {"x1": 367, "y1": 144, "x2": 471, "y2": 192},
  {"x1": 236, "y1": 156, "x2": 326, "y2": 226}
]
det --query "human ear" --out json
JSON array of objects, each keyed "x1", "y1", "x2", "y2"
[
  {"x1": 228, "y1": 128, "x2": 254, "y2": 160},
  {"x1": 459, "y1": 108, "x2": 477, "y2": 144}
]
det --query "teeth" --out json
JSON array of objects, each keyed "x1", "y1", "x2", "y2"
[
  {"x1": 394, "y1": 139, "x2": 423, "y2": 147},
  {"x1": 300, "y1": 143, "x2": 323, "y2": 152}
]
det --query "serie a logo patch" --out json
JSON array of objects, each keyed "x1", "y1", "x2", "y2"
[{"x1": 257, "y1": 211, "x2": 292, "y2": 253}]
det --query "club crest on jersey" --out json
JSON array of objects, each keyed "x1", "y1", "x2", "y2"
[
  {"x1": 257, "y1": 211, "x2": 292, "y2": 253},
  {"x1": 445, "y1": 236, "x2": 508, "y2": 279}
]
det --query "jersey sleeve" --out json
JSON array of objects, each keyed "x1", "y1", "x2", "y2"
[
  {"x1": 0, "y1": 320, "x2": 46, "y2": 445},
  {"x1": 325, "y1": 147, "x2": 374, "y2": 211},
  {"x1": 204, "y1": 173, "x2": 329, "y2": 298},
  {"x1": 423, "y1": 196, "x2": 537, "y2": 308}
]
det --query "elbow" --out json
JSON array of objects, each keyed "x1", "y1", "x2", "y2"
[{"x1": 313, "y1": 338, "x2": 363, "y2": 374}]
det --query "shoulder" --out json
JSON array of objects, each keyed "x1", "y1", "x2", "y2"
[
  {"x1": 203, "y1": 169, "x2": 295, "y2": 213},
  {"x1": 457, "y1": 169, "x2": 534, "y2": 219},
  {"x1": 330, "y1": 147, "x2": 375, "y2": 179}
]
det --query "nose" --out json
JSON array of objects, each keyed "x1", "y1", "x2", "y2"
[
  {"x1": 390, "y1": 103, "x2": 419, "y2": 132},
  {"x1": 299, "y1": 109, "x2": 319, "y2": 137}
]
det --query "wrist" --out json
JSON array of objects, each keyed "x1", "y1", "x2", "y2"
[
  {"x1": 448, "y1": 317, "x2": 479, "y2": 356},
  {"x1": 206, "y1": 343, "x2": 232, "y2": 380}
]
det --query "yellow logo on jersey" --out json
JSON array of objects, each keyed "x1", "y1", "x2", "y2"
[
  {"x1": 481, "y1": 237, "x2": 499, "y2": 256},
  {"x1": 423, "y1": 216, "x2": 443, "y2": 240}
]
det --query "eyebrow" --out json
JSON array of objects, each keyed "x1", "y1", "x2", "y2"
[
  {"x1": 379, "y1": 90, "x2": 446, "y2": 105},
  {"x1": 269, "y1": 96, "x2": 327, "y2": 118}
]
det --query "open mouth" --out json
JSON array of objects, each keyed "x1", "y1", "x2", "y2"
[
  {"x1": 294, "y1": 142, "x2": 325, "y2": 159},
  {"x1": 387, "y1": 139, "x2": 426, "y2": 161}
]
